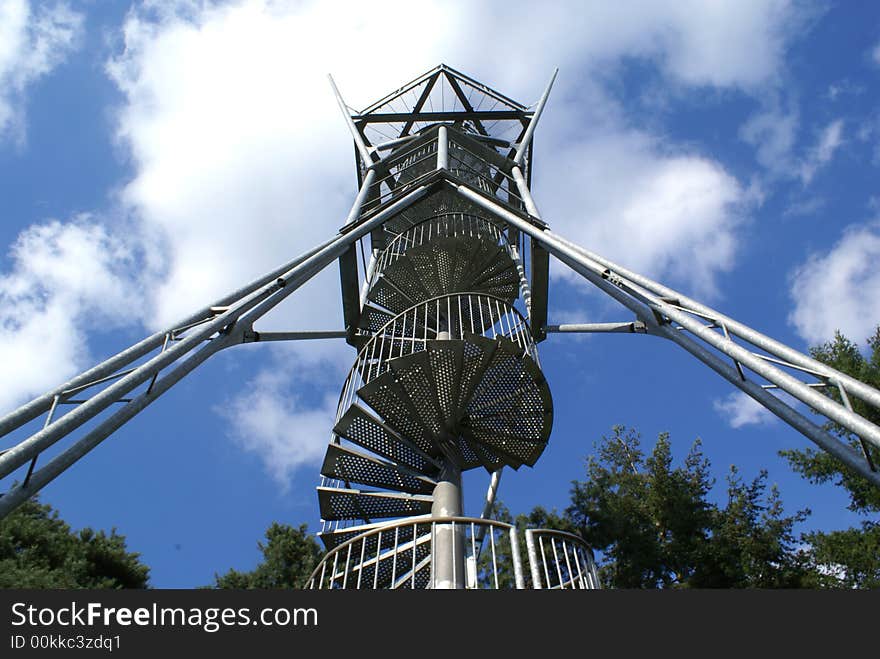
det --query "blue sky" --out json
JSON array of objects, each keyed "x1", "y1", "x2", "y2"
[{"x1": 1, "y1": 1, "x2": 879, "y2": 587}]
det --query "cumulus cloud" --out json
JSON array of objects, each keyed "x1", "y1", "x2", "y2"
[
  {"x1": 0, "y1": 0, "x2": 83, "y2": 143},
  {"x1": 788, "y1": 221, "x2": 880, "y2": 345},
  {"x1": 92, "y1": 0, "x2": 807, "y2": 480},
  {"x1": 0, "y1": 0, "x2": 806, "y2": 482},
  {"x1": 714, "y1": 391, "x2": 776, "y2": 428},
  {"x1": 799, "y1": 120, "x2": 844, "y2": 185},
  {"x1": 216, "y1": 360, "x2": 341, "y2": 490},
  {"x1": 740, "y1": 104, "x2": 799, "y2": 176},
  {"x1": 741, "y1": 108, "x2": 845, "y2": 186},
  {"x1": 0, "y1": 218, "x2": 141, "y2": 411},
  {"x1": 541, "y1": 124, "x2": 747, "y2": 298}
]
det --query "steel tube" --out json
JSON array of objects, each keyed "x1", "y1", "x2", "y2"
[
  {"x1": 328, "y1": 74, "x2": 373, "y2": 165},
  {"x1": 550, "y1": 232, "x2": 880, "y2": 411},
  {"x1": 437, "y1": 126, "x2": 448, "y2": 170},
  {"x1": 0, "y1": 332, "x2": 234, "y2": 517},
  {"x1": 455, "y1": 185, "x2": 880, "y2": 472},
  {"x1": 0, "y1": 186, "x2": 429, "y2": 481},
  {"x1": 431, "y1": 473, "x2": 465, "y2": 589},
  {"x1": 513, "y1": 68, "x2": 558, "y2": 166},
  {"x1": 546, "y1": 322, "x2": 647, "y2": 334},
  {"x1": 244, "y1": 331, "x2": 347, "y2": 342}
]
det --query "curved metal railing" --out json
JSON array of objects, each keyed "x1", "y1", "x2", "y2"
[
  {"x1": 525, "y1": 528, "x2": 601, "y2": 589},
  {"x1": 306, "y1": 516, "x2": 524, "y2": 590},
  {"x1": 370, "y1": 212, "x2": 508, "y2": 286},
  {"x1": 306, "y1": 517, "x2": 602, "y2": 590},
  {"x1": 339, "y1": 292, "x2": 537, "y2": 418},
  {"x1": 319, "y1": 293, "x2": 538, "y2": 534}
]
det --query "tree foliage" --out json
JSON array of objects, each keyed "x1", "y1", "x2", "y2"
[
  {"x1": 780, "y1": 328, "x2": 880, "y2": 514},
  {"x1": 212, "y1": 523, "x2": 323, "y2": 589},
  {"x1": 778, "y1": 327, "x2": 880, "y2": 587},
  {"x1": 0, "y1": 497, "x2": 149, "y2": 588},
  {"x1": 566, "y1": 426, "x2": 811, "y2": 588}
]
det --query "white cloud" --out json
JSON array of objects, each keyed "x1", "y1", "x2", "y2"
[
  {"x1": 0, "y1": 218, "x2": 141, "y2": 411},
  {"x1": 216, "y1": 362, "x2": 340, "y2": 490},
  {"x1": 98, "y1": 0, "x2": 804, "y2": 479},
  {"x1": 799, "y1": 120, "x2": 844, "y2": 184},
  {"x1": 714, "y1": 391, "x2": 776, "y2": 428},
  {"x1": 0, "y1": 0, "x2": 806, "y2": 481},
  {"x1": 740, "y1": 104, "x2": 799, "y2": 176},
  {"x1": 0, "y1": 0, "x2": 83, "y2": 143},
  {"x1": 742, "y1": 109, "x2": 846, "y2": 186},
  {"x1": 789, "y1": 221, "x2": 880, "y2": 345},
  {"x1": 872, "y1": 41, "x2": 880, "y2": 66},
  {"x1": 541, "y1": 124, "x2": 747, "y2": 298}
]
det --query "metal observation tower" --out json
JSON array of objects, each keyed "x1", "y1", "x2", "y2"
[{"x1": 1, "y1": 65, "x2": 879, "y2": 589}]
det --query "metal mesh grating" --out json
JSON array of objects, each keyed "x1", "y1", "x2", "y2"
[
  {"x1": 333, "y1": 405, "x2": 437, "y2": 474},
  {"x1": 356, "y1": 376, "x2": 436, "y2": 456},
  {"x1": 427, "y1": 341, "x2": 462, "y2": 421},
  {"x1": 466, "y1": 427, "x2": 545, "y2": 467},
  {"x1": 318, "y1": 487, "x2": 433, "y2": 521},
  {"x1": 456, "y1": 335, "x2": 497, "y2": 414},
  {"x1": 390, "y1": 353, "x2": 443, "y2": 436},
  {"x1": 321, "y1": 444, "x2": 435, "y2": 495}
]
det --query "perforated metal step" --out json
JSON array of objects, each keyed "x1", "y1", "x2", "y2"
[
  {"x1": 318, "y1": 518, "x2": 428, "y2": 551},
  {"x1": 356, "y1": 375, "x2": 437, "y2": 457},
  {"x1": 317, "y1": 486, "x2": 433, "y2": 521},
  {"x1": 366, "y1": 234, "x2": 519, "y2": 317},
  {"x1": 321, "y1": 443, "x2": 436, "y2": 495},
  {"x1": 332, "y1": 404, "x2": 440, "y2": 475}
]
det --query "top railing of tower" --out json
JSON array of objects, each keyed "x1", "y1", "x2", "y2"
[
  {"x1": 353, "y1": 125, "x2": 530, "y2": 222},
  {"x1": 335, "y1": 64, "x2": 539, "y2": 184}
]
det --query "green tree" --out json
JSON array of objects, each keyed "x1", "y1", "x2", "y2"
[
  {"x1": 690, "y1": 467, "x2": 810, "y2": 588},
  {"x1": 566, "y1": 426, "x2": 811, "y2": 588},
  {"x1": 0, "y1": 497, "x2": 149, "y2": 588},
  {"x1": 779, "y1": 327, "x2": 880, "y2": 587},
  {"x1": 212, "y1": 522, "x2": 323, "y2": 589},
  {"x1": 478, "y1": 502, "x2": 573, "y2": 588}
]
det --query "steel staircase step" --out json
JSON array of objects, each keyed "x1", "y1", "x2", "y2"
[
  {"x1": 461, "y1": 428, "x2": 526, "y2": 470},
  {"x1": 467, "y1": 408, "x2": 550, "y2": 440},
  {"x1": 317, "y1": 517, "x2": 430, "y2": 551},
  {"x1": 458, "y1": 241, "x2": 508, "y2": 288},
  {"x1": 317, "y1": 486, "x2": 434, "y2": 522},
  {"x1": 367, "y1": 275, "x2": 418, "y2": 315},
  {"x1": 389, "y1": 351, "x2": 445, "y2": 437},
  {"x1": 358, "y1": 302, "x2": 396, "y2": 333},
  {"x1": 469, "y1": 247, "x2": 518, "y2": 289},
  {"x1": 380, "y1": 258, "x2": 433, "y2": 308},
  {"x1": 455, "y1": 334, "x2": 499, "y2": 419},
  {"x1": 333, "y1": 404, "x2": 441, "y2": 475},
  {"x1": 356, "y1": 373, "x2": 438, "y2": 457},
  {"x1": 406, "y1": 247, "x2": 443, "y2": 298},
  {"x1": 321, "y1": 443, "x2": 437, "y2": 495},
  {"x1": 462, "y1": 434, "x2": 506, "y2": 471},
  {"x1": 465, "y1": 426, "x2": 545, "y2": 467},
  {"x1": 425, "y1": 340, "x2": 464, "y2": 422}
]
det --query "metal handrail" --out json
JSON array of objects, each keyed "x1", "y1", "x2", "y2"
[
  {"x1": 368, "y1": 212, "x2": 509, "y2": 290},
  {"x1": 338, "y1": 292, "x2": 537, "y2": 422},
  {"x1": 524, "y1": 528, "x2": 601, "y2": 589},
  {"x1": 306, "y1": 515, "x2": 524, "y2": 590}
]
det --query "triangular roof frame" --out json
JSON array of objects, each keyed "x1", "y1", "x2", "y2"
[{"x1": 354, "y1": 64, "x2": 531, "y2": 144}]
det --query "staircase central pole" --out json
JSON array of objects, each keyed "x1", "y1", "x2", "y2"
[{"x1": 431, "y1": 463, "x2": 465, "y2": 589}]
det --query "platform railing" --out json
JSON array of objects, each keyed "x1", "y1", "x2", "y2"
[
  {"x1": 525, "y1": 528, "x2": 602, "y2": 589},
  {"x1": 338, "y1": 293, "x2": 537, "y2": 418},
  {"x1": 306, "y1": 517, "x2": 600, "y2": 590},
  {"x1": 368, "y1": 212, "x2": 509, "y2": 291}
]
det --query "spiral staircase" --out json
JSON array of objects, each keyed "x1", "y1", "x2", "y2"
[
  {"x1": 308, "y1": 65, "x2": 600, "y2": 588},
  {"x1": 317, "y1": 214, "x2": 553, "y2": 544}
]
